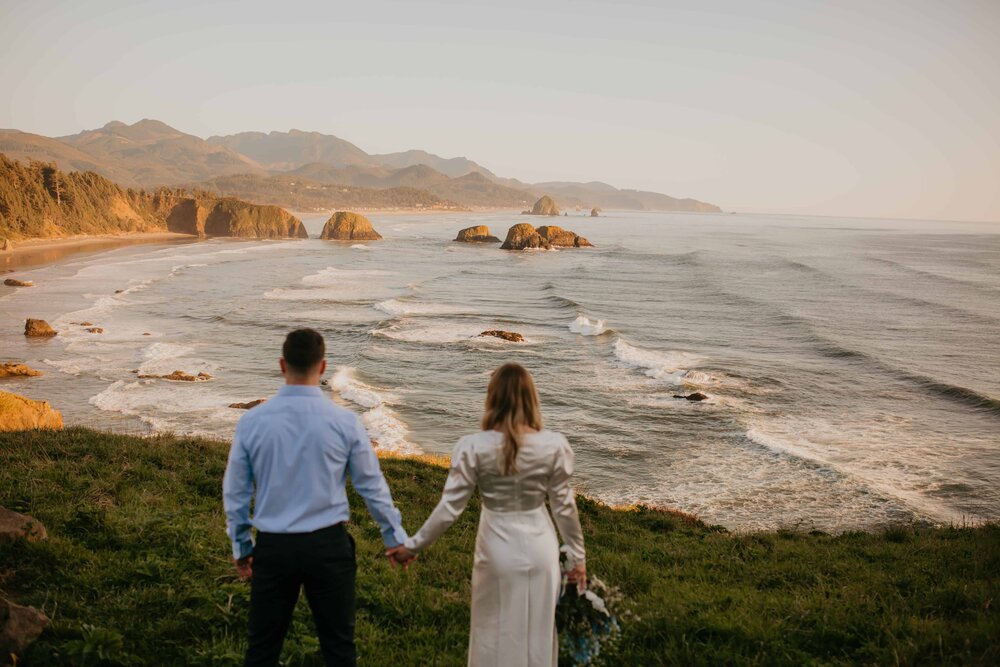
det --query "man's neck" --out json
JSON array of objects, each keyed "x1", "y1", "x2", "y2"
[{"x1": 284, "y1": 376, "x2": 319, "y2": 386}]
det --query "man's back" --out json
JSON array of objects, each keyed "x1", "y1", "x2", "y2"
[{"x1": 221, "y1": 328, "x2": 408, "y2": 667}]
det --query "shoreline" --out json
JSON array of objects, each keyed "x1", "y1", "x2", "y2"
[
  {"x1": 1, "y1": 232, "x2": 198, "y2": 272},
  {"x1": 289, "y1": 207, "x2": 521, "y2": 218}
]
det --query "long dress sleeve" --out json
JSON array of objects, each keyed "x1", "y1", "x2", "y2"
[
  {"x1": 404, "y1": 437, "x2": 478, "y2": 553},
  {"x1": 547, "y1": 436, "x2": 586, "y2": 565}
]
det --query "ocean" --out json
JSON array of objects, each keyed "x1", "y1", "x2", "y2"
[{"x1": 2, "y1": 211, "x2": 998, "y2": 532}]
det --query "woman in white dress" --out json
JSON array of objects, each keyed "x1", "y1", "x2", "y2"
[{"x1": 387, "y1": 363, "x2": 587, "y2": 667}]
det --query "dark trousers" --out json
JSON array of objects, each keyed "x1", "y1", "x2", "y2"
[{"x1": 245, "y1": 523, "x2": 357, "y2": 667}]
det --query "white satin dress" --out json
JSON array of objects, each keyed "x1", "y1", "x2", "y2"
[{"x1": 404, "y1": 430, "x2": 587, "y2": 667}]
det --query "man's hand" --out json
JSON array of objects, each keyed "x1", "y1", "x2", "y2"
[
  {"x1": 233, "y1": 555, "x2": 254, "y2": 579},
  {"x1": 385, "y1": 545, "x2": 417, "y2": 570}
]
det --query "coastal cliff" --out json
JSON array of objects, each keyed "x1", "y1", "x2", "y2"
[
  {"x1": 0, "y1": 428, "x2": 996, "y2": 665},
  {"x1": 0, "y1": 154, "x2": 304, "y2": 240}
]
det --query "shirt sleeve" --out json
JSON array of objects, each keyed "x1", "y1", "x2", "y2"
[
  {"x1": 548, "y1": 435, "x2": 586, "y2": 566},
  {"x1": 404, "y1": 437, "x2": 478, "y2": 553},
  {"x1": 346, "y1": 414, "x2": 409, "y2": 547},
  {"x1": 223, "y1": 421, "x2": 255, "y2": 560}
]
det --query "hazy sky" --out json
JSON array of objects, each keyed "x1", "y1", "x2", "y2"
[{"x1": 2, "y1": 0, "x2": 998, "y2": 221}]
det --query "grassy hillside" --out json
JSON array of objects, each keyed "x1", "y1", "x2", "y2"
[
  {"x1": 0, "y1": 428, "x2": 997, "y2": 666},
  {"x1": 188, "y1": 173, "x2": 465, "y2": 211},
  {"x1": 0, "y1": 154, "x2": 169, "y2": 239}
]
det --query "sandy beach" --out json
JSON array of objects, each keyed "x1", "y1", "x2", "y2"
[{"x1": 1, "y1": 232, "x2": 197, "y2": 272}]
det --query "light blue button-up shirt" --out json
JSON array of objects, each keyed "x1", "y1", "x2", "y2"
[{"x1": 223, "y1": 384, "x2": 408, "y2": 559}]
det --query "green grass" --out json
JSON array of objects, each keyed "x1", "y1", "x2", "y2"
[{"x1": 1, "y1": 428, "x2": 998, "y2": 666}]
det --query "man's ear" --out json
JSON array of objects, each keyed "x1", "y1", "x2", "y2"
[
  {"x1": 319, "y1": 359, "x2": 327, "y2": 376},
  {"x1": 279, "y1": 358, "x2": 287, "y2": 375}
]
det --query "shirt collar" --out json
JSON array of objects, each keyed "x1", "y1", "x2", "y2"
[{"x1": 278, "y1": 384, "x2": 324, "y2": 397}]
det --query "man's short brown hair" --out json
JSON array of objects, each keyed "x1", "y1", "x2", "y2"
[{"x1": 282, "y1": 328, "x2": 325, "y2": 373}]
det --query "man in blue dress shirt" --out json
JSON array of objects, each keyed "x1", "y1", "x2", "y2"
[{"x1": 223, "y1": 328, "x2": 409, "y2": 666}]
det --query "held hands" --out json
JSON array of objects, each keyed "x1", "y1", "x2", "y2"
[{"x1": 385, "y1": 545, "x2": 417, "y2": 570}]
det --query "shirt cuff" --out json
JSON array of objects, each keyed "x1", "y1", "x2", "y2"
[
  {"x1": 383, "y1": 525, "x2": 409, "y2": 548},
  {"x1": 232, "y1": 538, "x2": 254, "y2": 560}
]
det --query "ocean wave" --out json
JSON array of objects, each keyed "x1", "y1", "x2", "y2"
[
  {"x1": 329, "y1": 367, "x2": 398, "y2": 409},
  {"x1": 374, "y1": 299, "x2": 465, "y2": 317},
  {"x1": 89, "y1": 379, "x2": 240, "y2": 436},
  {"x1": 569, "y1": 314, "x2": 608, "y2": 336},
  {"x1": 374, "y1": 321, "x2": 535, "y2": 345},
  {"x1": 742, "y1": 423, "x2": 964, "y2": 524},
  {"x1": 812, "y1": 335, "x2": 1000, "y2": 415},
  {"x1": 301, "y1": 266, "x2": 393, "y2": 287},
  {"x1": 612, "y1": 338, "x2": 703, "y2": 383},
  {"x1": 351, "y1": 244, "x2": 372, "y2": 251},
  {"x1": 328, "y1": 367, "x2": 420, "y2": 454}
]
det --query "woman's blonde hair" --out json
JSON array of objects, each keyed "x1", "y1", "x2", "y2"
[{"x1": 482, "y1": 363, "x2": 543, "y2": 475}]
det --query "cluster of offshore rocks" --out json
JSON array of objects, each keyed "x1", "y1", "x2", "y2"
[
  {"x1": 320, "y1": 195, "x2": 596, "y2": 250},
  {"x1": 455, "y1": 222, "x2": 592, "y2": 250}
]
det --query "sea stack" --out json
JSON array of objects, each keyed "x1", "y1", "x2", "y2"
[
  {"x1": 537, "y1": 225, "x2": 593, "y2": 248},
  {"x1": 24, "y1": 319, "x2": 57, "y2": 337},
  {"x1": 590, "y1": 208, "x2": 600, "y2": 217},
  {"x1": 320, "y1": 211, "x2": 383, "y2": 241},
  {"x1": 455, "y1": 225, "x2": 501, "y2": 243},
  {"x1": 527, "y1": 195, "x2": 560, "y2": 216},
  {"x1": 166, "y1": 197, "x2": 307, "y2": 239},
  {"x1": 500, "y1": 223, "x2": 551, "y2": 250}
]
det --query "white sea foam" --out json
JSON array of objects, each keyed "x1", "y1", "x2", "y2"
[
  {"x1": 330, "y1": 367, "x2": 397, "y2": 409},
  {"x1": 351, "y1": 244, "x2": 372, "y2": 251},
  {"x1": 374, "y1": 321, "x2": 534, "y2": 345},
  {"x1": 612, "y1": 338, "x2": 703, "y2": 383},
  {"x1": 742, "y1": 419, "x2": 964, "y2": 525},
  {"x1": 89, "y1": 379, "x2": 239, "y2": 436},
  {"x1": 328, "y1": 367, "x2": 420, "y2": 454},
  {"x1": 569, "y1": 314, "x2": 607, "y2": 336},
  {"x1": 374, "y1": 299, "x2": 464, "y2": 317},
  {"x1": 301, "y1": 266, "x2": 393, "y2": 286}
]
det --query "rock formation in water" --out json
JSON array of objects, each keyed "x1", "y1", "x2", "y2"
[
  {"x1": 536, "y1": 225, "x2": 593, "y2": 248},
  {"x1": 229, "y1": 399, "x2": 266, "y2": 409},
  {"x1": 673, "y1": 392, "x2": 709, "y2": 401},
  {"x1": 1, "y1": 239, "x2": 12, "y2": 251},
  {"x1": 525, "y1": 195, "x2": 560, "y2": 216},
  {"x1": 591, "y1": 208, "x2": 600, "y2": 217},
  {"x1": 501, "y1": 223, "x2": 592, "y2": 250},
  {"x1": 137, "y1": 370, "x2": 213, "y2": 382},
  {"x1": 166, "y1": 197, "x2": 307, "y2": 239},
  {"x1": 0, "y1": 363, "x2": 42, "y2": 378},
  {"x1": 500, "y1": 223, "x2": 551, "y2": 250},
  {"x1": 23, "y1": 319, "x2": 56, "y2": 337},
  {"x1": 479, "y1": 330, "x2": 525, "y2": 342},
  {"x1": 320, "y1": 211, "x2": 383, "y2": 241},
  {"x1": 455, "y1": 225, "x2": 501, "y2": 243},
  {"x1": 0, "y1": 391, "x2": 63, "y2": 431},
  {"x1": 3, "y1": 279, "x2": 32, "y2": 287}
]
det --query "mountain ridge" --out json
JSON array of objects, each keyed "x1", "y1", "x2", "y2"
[{"x1": 7, "y1": 119, "x2": 722, "y2": 213}]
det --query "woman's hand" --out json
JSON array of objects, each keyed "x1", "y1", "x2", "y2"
[
  {"x1": 566, "y1": 562, "x2": 587, "y2": 590},
  {"x1": 386, "y1": 545, "x2": 417, "y2": 569}
]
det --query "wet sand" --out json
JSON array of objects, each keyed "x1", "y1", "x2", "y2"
[{"x1": 1, "y1": 232, "x2": 198, "y2": 273}]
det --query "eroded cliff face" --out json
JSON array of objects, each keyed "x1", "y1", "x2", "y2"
[{"x1": 165, "y1": 197, "x2": 306, "y2": 238}]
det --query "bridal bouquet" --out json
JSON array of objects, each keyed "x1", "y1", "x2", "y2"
[{"x1": 556, "y1": 546, "x2": 628, "y2": 666}]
